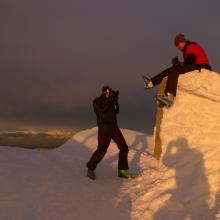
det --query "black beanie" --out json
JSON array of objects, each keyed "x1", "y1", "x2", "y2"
[{"x1": 174, "y1": 34, "x2": 186, "y2": 46}]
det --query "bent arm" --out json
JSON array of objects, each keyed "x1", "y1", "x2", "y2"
[
  {"x1": 93, "y1": 98, "x2": 113, "y2": 114},
  {"x1": 184, "y1": 53, "x2": 197, "y2": 65}
]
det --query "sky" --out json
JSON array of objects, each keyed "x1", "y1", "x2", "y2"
[{"x1": 1, "y1": 0, "x2": 220, "y2": 134}]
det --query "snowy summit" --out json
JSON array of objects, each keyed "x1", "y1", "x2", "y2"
[{"x1": 0, "y1": 69, "x2": 220, "y2": 219}]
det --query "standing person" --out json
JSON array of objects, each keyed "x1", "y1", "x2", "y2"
[
  {"x1": 86, "y1": 86, "x2": 132, "y2": 180},
  {"x1": 144, "y1": 33, "x2": 212, "y2": 107}
]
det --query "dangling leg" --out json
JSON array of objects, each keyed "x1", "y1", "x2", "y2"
[{"x1": 150, "y1": 66, "x2": 175, "y2": 87}]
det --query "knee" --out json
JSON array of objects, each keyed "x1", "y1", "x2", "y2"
[{"x1": 120, "y1": 144, "x2": 129, "y2": 154}]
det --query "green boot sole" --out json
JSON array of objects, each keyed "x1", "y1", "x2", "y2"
[
  {"x1": 118, "y1": 170, "x2": 133, "y2": 179},
  {"x1": 87, "y1": 169, "x2": 96, "y2": 180}
]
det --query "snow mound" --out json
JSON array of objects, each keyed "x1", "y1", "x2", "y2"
[
  {"x1": 0, "y1": 128, "x2": 158, "y2": 220},
  {"x1": 1, "y1": 69, "x2": 220, "y2": 220},
  {"x1": 158, "y1": 69, "x2": 220, "y2": 219}
]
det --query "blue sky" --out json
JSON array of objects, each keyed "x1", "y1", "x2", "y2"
[{"x1": 1, "y1": 0, "x2": 220, "y2": 133}]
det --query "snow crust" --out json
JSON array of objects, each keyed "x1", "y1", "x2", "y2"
[
  {"x1": 159, "y1": 69, "x2": 220, "y2": 219},
  {"x1": 0, "y1": 69, "x2": 220, "y2": 219},
  {"x1": 0, "y1": 128, "x2": 157, "y2": 220}
]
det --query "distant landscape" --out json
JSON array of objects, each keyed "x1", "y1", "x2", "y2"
[{"x1": 0, "y1": 130, "x2": 73, "y2": 149}]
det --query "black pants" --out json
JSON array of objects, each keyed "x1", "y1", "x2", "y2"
[
  {"x1": 86, "y1": 124, "x2": 129, "y2": 171},
  {"x1": 151, "y1": 64, "x2": 211, "y2": 96}
]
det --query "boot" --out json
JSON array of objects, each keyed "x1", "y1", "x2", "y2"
[
  {"x1": 118, "y1": 169, "x2": 133, "y2": 179},
  {"x1": 155, "y1": 92, "x2": 174, "y2": 108},
  {"x1": 87, "y1": 169, "x2": 96, "y2": 180},
  {"x1": 142, "y1": 76, "x2": 154, "y2": 89}
]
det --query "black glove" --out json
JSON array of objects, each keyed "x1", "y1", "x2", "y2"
[
  {"x1": 109, "y1": 90, "x2": 119, "y2": 102},
  {"x1": 171, "y1": 56, "x2": 180, "y2": 66}
]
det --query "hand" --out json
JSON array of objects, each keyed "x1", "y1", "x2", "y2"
[
  {"x1": 110, "y1": 90, "x2": 119, "y2": 102},
  {"x1": 171, "y1": 56, "x2": 180, "y2": 66}
]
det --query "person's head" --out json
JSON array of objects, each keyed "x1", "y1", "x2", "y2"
[
  {"x1": 102, "y1": 86, "x2": 112, "y2": 98},
  {"x1": 174, "y1": 33, "x2": 186, "y2": 51}
]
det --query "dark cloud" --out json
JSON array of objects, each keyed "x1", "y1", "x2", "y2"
[{"x1": 1, "y1": 0, "x2": 220, "y2": 133}]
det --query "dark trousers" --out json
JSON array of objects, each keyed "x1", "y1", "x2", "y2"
[
  {"x1": 86, "y1": 124, "x2": 129, "y2": 171},
  {"x1": 151, "y1": 64, "x2": 211, "y2": 96}
]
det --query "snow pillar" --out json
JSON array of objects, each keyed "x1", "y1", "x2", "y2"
[{"x1": 154, "y1": 77, "x2": 167, "y2": 160}]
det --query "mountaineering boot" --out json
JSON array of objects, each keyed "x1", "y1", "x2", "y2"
[
  {"x1": 87, "y1": 169, "x2": 96, "y2": 180},
  {"x1": 142, "y1": 76, "x2": 154, "y2": 89},
  {"x1": 155, "y1": 92, "x2": 174, "y2": 108},
  {"x1": 118, "y1": 170, "x2": 133, "y2": 179}
]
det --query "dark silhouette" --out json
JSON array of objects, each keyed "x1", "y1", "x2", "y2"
[
  {"x1": 154, "y1": 138, "x2": 217, "y2": 220},
  {"x1": 129, "y1": 134, "x2": 149, "y2": 176},
  {"x1": 87, "y1": 86, "x2": 132, "y2": 179}
]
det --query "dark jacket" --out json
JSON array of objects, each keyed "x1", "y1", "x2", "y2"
[
  {"x1": 183, "y1": 41, "x2": 209, "y2": 65},
  {"x1": 93, "y1": 95, "x2": 119, "y2": 126}
]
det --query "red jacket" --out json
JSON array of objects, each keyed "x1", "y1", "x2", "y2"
[{"x1": 183, "y1": 41, "x2": 209, "y2": 65}]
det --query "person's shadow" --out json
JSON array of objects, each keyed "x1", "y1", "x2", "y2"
[
  {"x1": 129, "y1": 134, "x2": 149, "y2": 176},
  {"x1": 154, "y1": 138, "x2": 219, "y2": 220}
]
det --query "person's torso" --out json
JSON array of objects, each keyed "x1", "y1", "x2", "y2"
[
  {"x1": 183, "y1": 41, "x2": 209, "y2": 65},
  {"x1": 93, "y1": 97, "x2": 118, "y2": 125}
]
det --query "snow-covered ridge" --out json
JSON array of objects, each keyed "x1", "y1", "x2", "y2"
[
  {"x1": 0, "y1": 127, "x2": 157, "y2": 220},
  {"x1": 0, "y1": 122, "x2": 220, "y2": 219},
  {"x1": 1, "y1": 70, "x2": 220, "y2": 219},
  {"x1": 177, "y1": 69, "x2": 220, "y2": 102}
]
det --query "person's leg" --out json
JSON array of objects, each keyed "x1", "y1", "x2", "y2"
[
  {"x1": 112, "y1": 126, "x2": 129, "y2": 170},
  {"x1": 151, "y1": 66, "x2": 175, "y2": 86},
  {"x1": 164, "y1": 65, "x2": 203, "y2": 96},
  {"x1": 86, "y1": 124, "x2": 113, "y2": 171},
  {"x1": 155, "y1": 65, "x2": 191, "y2": 107},
  {"x1": 164, "y1": 69, "x2": 180, "y2": 97}
]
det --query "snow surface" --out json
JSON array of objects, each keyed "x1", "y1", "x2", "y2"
[
  {"x1": 159, "y1": 69, "x2": 220, "y2": 220},
  {"x1": 0, "y1": 69, "x2": 220, "y2": 220},
  {"x1": 0, "y1": 128, "x2": 157, "y2": 220}
]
